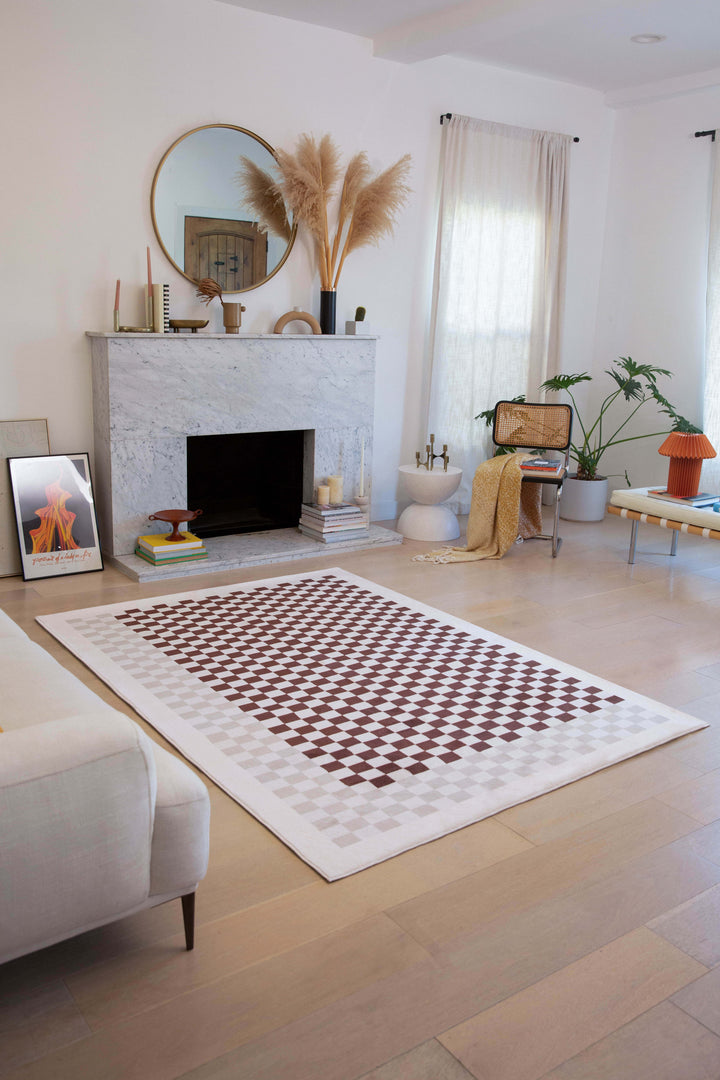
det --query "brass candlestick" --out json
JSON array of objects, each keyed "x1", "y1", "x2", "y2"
[
  {"x1": 113, "y1": 308, "x2": 153, "y2": 333},
  {"x1": 112, "y1": 278, "x2": 153, "y2": 333}
]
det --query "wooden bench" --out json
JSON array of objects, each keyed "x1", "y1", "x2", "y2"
[{"x1": 607, "y1": 487, "x2": 720, "y2": 563}]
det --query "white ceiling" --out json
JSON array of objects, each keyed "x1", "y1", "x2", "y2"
[{"x1": 217, "y1": 0, "x2": 720, "y2": 100}]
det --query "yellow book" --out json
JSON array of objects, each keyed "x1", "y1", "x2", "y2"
[{"x1": 137, "y1": 532, "x2": 204, "y2": 551}]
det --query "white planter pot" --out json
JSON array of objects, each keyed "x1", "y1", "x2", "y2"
[{"x1": 559, "y1": 475, "x2": 609, "y2": 522}]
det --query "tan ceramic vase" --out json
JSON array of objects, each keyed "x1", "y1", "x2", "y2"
[{"x1": 222, "y1": 303, "x2": 246, "y2": 334}]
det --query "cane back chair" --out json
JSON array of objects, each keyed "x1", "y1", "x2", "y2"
[{"x1": 492, "y1": 400, "x2": 573, "y2": 558}]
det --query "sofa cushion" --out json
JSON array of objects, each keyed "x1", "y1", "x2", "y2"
[{"x1": 0, "y1": 637, "x2": 118, "y2": 733}]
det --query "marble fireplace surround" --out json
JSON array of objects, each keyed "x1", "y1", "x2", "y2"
[{"x1": 89, "y1": 333, "x2": 376, "y2": 558}]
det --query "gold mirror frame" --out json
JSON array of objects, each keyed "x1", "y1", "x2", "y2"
[{"x1": 150, "y1": 123, "x2": 296, "y2": 294}]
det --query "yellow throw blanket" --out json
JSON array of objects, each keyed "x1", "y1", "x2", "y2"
[{"x1": 414, "y1": 452, "x2": 543, "y2": 563}]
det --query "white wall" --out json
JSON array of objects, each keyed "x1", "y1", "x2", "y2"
[
  {"x1": 592, "y1": 89, "x2": 719, "y2": 489},
  {"x1": 1, "y1": 0, "x2": 613, "y2": 522}
]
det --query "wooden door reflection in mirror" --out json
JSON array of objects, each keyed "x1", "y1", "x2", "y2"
[{"x1": 184, "y1": 217, "x2": 267, "y2": 290}]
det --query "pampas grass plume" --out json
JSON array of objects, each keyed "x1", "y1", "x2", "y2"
[
  {"x1": 346, "y1": 154, "x2": 412, "y2": 252},
  {"x1": 333, "y1": 153, "x2": 412, "y2": 286},
  {"x1": 275, "y1": 143, "x2": 330, "y2": 283},
  {"x1": 331, "y1": 151, "x2": 371, "y2": 269},
  {"x1": 295, "y1": 133, "x2": 342, "y2": 196},
  {"x1": 236, "y1": 158, "x2": 292, "y2": 241}
]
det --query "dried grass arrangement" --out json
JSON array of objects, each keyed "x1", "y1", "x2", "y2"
[{"x1": 237, "y1": 134, "x2": 411, "y2": 290}]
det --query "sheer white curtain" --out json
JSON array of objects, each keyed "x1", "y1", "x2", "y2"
[
  {"x1": 427, "y1": 114, "x2": 571, "y2": 510},
  {"x1": 704, "y1": 136, "x2": 720, "y2": 489}
]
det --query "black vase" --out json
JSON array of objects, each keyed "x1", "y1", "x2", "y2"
[{"x1": 319, "y1": 289, "x2": 336, "y2": 335}]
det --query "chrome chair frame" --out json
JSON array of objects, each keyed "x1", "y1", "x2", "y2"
[{"x1": 492, "y1": 400, "x2": 573, "y2": 558}]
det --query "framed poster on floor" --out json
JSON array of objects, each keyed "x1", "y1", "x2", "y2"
[{"x1": 8, "y1": 452, "x2": 103, "y2": 580}]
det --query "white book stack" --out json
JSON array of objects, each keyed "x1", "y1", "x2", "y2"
[{"x1": 298, "y1": 502, "x2": 370, "y2": 543}]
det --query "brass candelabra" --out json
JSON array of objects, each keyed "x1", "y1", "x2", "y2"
[{"x1": 415, "y1": 434, "x2": 449, "y2": 472}]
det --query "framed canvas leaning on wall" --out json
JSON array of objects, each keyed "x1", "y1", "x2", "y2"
[{"x1": 8, "y1": 452, "x2": 103, "y2": 581}]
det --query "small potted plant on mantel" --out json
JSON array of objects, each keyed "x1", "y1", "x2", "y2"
[
  {"x1": 539, "y1": 356, "x2": 700, "y2": 521},
  {"x1": 345, "y1": 306, "x2": 367, "y2": 335}
]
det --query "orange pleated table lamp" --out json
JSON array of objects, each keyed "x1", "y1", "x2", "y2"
[{"x1": 658, "y1": 432, "x2": 716, "y2": 497}]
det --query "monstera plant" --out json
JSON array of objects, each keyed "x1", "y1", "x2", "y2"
[{"x1": 539, "y1": 356, "x2": 699, "y2": 482}]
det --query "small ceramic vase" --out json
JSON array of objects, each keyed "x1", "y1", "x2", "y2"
[{"x1": 223, "y1": 303, "x2": 246, "y2": 334}]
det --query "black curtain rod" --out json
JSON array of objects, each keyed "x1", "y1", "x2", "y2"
[
  {"x1": 695, "y1": 129, "x2": 717, "y2": 141},
  {"x1": 440, "y1": 112, "x2": 579, "y2": 141}
]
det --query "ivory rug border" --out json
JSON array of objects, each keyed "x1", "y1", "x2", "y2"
[{"x1": 37, "y1": 568, "x2": 706, "y2": 880}]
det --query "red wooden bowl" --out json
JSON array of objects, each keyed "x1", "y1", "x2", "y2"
[{"x1": 148, "y1": 509, "x2": 203, "y2": 542}]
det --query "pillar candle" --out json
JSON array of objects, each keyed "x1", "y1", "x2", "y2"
[
  {"x1": 317, "y1": 485, "x2": 330, "y2": 505},
  {"x1": 328, "y1": 475, "x2": 343, "y2": 504}
]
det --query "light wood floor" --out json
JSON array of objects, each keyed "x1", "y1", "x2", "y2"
[{"x1": 4, "y1": 512, "x2": 720, "y2": 1079}]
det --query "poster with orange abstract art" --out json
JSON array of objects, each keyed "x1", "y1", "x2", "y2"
[{"x1": 8, "y1": 453, "x2": 103, "y2": 580}]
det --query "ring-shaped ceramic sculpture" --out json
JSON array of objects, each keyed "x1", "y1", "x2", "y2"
[{"x1": 273, "y1": 310, "x2": 322, "y2": 335}]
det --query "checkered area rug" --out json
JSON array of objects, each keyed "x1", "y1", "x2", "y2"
[{"x1": 37, "y1": 569, "x2": 706, "y2": 879}]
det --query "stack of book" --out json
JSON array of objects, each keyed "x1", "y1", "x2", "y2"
[
  {"x1": 299, "y1": 502, "x2": 370, "y2": 543},
  {"x1": 520, "y1": 458, "x2": 564, "y2": 476},
  {"x1": 135, "y1": 532, "x2": 208, "y2": 566}
]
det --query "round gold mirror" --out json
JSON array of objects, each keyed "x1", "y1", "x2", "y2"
[{"x1": 151, "y1": 124, "x2": 295, "y2": 293}]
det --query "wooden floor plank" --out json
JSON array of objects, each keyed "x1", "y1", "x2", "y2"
[
  {"x1": 539, "y1": 1000, "x2": 720, "y2": 1080},
  {"x1": 0, "y1": 1003, "x2": 90, "y2": 1078},
  {"x1": 438, "y1": 929, "x2": 706, "y2": 1080},
  {"x1": 648, "y1": 881, "x2": 720, "y2": 966},
  {"x1": 655, "y1": 767, "x2": 720, "y2": 824},
  {"x1": 671, "y1": 964, "x2": 720, "y2": 1035},
  {"x1": 355, "y1": 1040, "x2": 476, "y2": 1080}
]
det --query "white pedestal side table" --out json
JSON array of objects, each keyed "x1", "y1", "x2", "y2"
[{"x1": 397, "y1": 464, "x2": 463, "y2": 541}]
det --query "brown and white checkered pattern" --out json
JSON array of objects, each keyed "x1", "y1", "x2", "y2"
[
  {"x1": 114, "y1": 577, "x2": 626, "y2": 789},
  {"x1": 40, "y1": 569, "x2": 705, "y2": 878}
]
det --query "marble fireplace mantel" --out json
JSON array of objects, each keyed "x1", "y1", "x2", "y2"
[{"x1": 89, "y1": 332, "x2": 377, "y2": 558}]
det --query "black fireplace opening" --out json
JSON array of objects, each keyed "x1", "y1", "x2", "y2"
[{"x1": 187, "y1": 430, "x2": 306, "y2": 539}]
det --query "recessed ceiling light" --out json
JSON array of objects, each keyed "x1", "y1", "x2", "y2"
[{"x1": 630, "y1": 33, "x2": 666, "y2": 44}]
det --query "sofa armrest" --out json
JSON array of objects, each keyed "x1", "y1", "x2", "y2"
[
  {"x1": 150, "y1": 746, "x2": 210, "y2": 896},
  {"x1": 0, "y1": 713, "x2": 157, "y2": 963}
]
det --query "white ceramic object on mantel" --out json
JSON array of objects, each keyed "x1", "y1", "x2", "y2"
[
  {"x1": 397, "y1": 464, "x2": 463, "y2": 541},
  {"x1": 559, "y1": 475, "x2": 609, "y2": 521}
]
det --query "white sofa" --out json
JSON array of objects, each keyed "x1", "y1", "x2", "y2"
[{"x1": 0, "y1": 607, "x2": 210, "y2": 965}]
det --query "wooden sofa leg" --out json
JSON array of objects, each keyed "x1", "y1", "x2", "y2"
[{"x1": 181, "y1": 892, "x2": 196, "y2": 951}]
